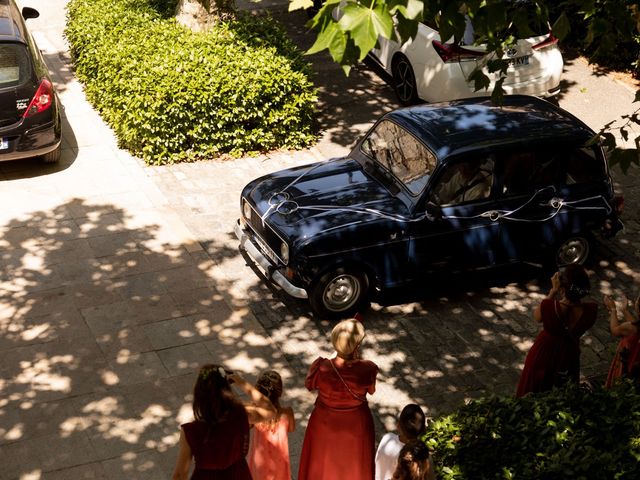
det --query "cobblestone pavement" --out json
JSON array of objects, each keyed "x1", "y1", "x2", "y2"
[{"x1": 1, "y1": 1, "x2": 639, "y2": 479}]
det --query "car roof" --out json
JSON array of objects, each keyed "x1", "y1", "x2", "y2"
[
  {"x1": 386, "y1": 95, "x2": 596, "y2": 161},
  {"x1": 0, "y1": 0, "x2": 28, "y2": 44}
]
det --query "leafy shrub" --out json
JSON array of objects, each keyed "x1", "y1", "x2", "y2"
[
  {"x1": 65, "y1": 0, "x2": 317, "y2": 164},
  {"x1": 424, "y1": 381, "x2": 640, "y2": 479}
]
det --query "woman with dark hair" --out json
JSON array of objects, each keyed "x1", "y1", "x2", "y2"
[
  {"x1": 391, "y1": 440, "x2": 435, "y2": 480},
  {"x1": 172, "y1": 364, "x2": 277, "y2": 480},
  {"x1": 604, "y1": 293, "x2": 640, "y2": 387},
  {"x1": 516, "y1": 265, "x2": 598, "y2": 397}
]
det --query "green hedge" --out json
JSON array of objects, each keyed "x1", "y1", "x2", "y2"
[
  {"x1": 65, "y1": 0, "x2": 317, "y2": 164},
  {"x1": 424, "y1": 382, "x2": 640, "y2": 479}
]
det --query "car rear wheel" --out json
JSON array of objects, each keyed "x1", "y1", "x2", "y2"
[
  {"x1": 555, "y1": 235, "x2": 592, "y2": 267},
  {"x1": 392, "y1": 55, "x2": 419, "y2": 106},
  {"x1": 41, "y1": 145, "x2": 60, "y2": 163},
  {"x1": 310, "y1": 268, "x2": 370, "y2": 319}
]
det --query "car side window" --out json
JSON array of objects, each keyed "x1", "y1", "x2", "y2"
[
  {"x1": 431, "y1": 156, "x2": 495, "y2": 206},
  {"x1": 564, "y1": 147, "x2": 605, "y2": 184},
  {"x1": 498, "y1": 149, "x2": 561, "y2": 196}
]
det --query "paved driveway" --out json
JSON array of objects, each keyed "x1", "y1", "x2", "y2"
[{"x1": 1, "y1": 1, "x2": 640, "y2": 479}]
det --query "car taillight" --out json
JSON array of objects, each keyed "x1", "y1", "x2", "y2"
[
  {"x1": 532, "y1": 33, "x2": 558, "y2": 50},
  {"x1": 23, "y1": 79, "x2": 53, "y2": 118},
  {"x1": 432, "y1": 40, "x2": 485, "y2": 63}
]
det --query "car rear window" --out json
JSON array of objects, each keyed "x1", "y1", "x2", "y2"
[{"x1": 0, "y1": 43, "x2": 31, "y2": 88}]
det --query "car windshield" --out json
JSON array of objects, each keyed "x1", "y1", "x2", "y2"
[
  {"x1": 361, "y1": 119, "x2": 437, "y2": 196},
  {"x1": 0, "y1": 43, "x2": 31, "y2": 89}
]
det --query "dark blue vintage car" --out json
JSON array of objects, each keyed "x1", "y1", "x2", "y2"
[{"x1": 235, "y1": 96, "x2": 623, "y2": 318}]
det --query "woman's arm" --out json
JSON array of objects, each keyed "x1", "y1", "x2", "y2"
[
  {"x1": 534, "y1": 272, "x2": 560, "y2": 323},
  {"x1": 228, "y1": 373, "x2": 276, "y2": 425},
  {"x1": 605, "y1": 294, "x2": 638, "y2": 337},
  {"x1": 171, "y1": 430, "x2": 191, "y2": 480},
  {"x1": 284, "y1": 406, "x2": 296, "y2": 433}
]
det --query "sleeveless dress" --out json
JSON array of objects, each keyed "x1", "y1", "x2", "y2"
[
  {"x1": 181, "y1": 404, "x2": 251, "y2": 480},
  {"x1": 247, "y1": 412, "x2": 292, "y2": 480},
  {"x1": 605, "y1": 324, "x2": 640, "y2": 387},
  {"x1": 516, "y1": 299, "x2": 597, "y2": 397},
  {"x1": 298, "y1": 357, "x2": 379, "y2": 480}
]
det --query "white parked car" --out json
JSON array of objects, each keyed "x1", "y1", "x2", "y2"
[{"x1": 369, "y1": 12, "x2": 563, "y2": 105}]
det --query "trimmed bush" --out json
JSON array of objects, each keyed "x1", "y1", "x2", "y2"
[
  {"x1": 65, "y1": 0, "x2": 317, "y2": 165},
  {"x1": 424, "y1": 381, "x2": 640, "y2": 479}
]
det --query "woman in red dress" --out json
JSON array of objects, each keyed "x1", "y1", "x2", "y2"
[
  {"x1": 172, "y1": 364, "x2": 276, "y2": 480},
  {"x1": 516, "y1": 265, "x2": 597, "y2": 397},
  {"x1": 298, "y1": 318, "x2": 379, "y2": 480},
  {"x1": 604, "y1": 293, "x2": 640, "y2": 387}
]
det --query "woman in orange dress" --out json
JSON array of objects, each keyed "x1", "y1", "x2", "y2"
[
  {"x1": 298, "y1": 318, "x2": 379, "y2": 480},
  {"x1": 247, "y1": 370, "x2": 296, "y2": 480},
  {"x1": 516, "y1": 265, "x2": 597, "y2": 397},
  {"x1": 604, "y1": 293, "x2": 640, "y2": 387}
]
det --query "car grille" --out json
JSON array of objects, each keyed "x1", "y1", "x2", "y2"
[{"x1": 244, "y1": 200, "x2": 286, "y2": 265}]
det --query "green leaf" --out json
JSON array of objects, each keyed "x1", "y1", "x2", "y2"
[
  {"x1": 390, "y1": 0, "x2": 423, "y2": 20},
  {"x1": 468, "y1": 68, "x2": 491, "y2": 93},
  {"x1": 289, "y1": 0, "x2": 314, "y2": 12},
  {"x1": 338, "y1": 3, "x2": 394, "y2": 60},
  {"x1": 551, "y1": 12, "x2": 571, "y2": 41},
  {"x1": 307, "y1": 20, "x2": 345, "y2": 56}
]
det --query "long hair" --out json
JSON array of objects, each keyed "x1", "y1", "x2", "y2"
[
  {"x1": 392, "y1": 440, "x2": 432, "y2": 480},
  {"x1": 255, "y1": 370, "x2": 283, "y2": 410},
  {"x1": 192, "y1": 364, "x2": 240, "y2": 427},
  {"x1": 399, "y1": 404, "x2": 426, "y2": 440}
]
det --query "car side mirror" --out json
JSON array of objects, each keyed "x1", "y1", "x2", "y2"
[
  {"x1": 22, "y1": 7, "x2": 39, "y2": 21},
  {"x1": 425, "y1": 201, "x2": 442, "y2": 221}
]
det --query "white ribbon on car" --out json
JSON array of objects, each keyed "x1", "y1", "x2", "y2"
[{"x1": 259, "y1": 163, "x2": 614, "y2": 225}]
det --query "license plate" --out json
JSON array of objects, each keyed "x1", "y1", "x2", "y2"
[
  {"x1": 508, "y1": 55, "x2": 530, "y2": 67},
  {"x1": 0, "y1": 138, "x2": 8, "y2": 150}
]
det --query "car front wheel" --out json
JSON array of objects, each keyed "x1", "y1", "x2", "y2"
[
  {"x1": 555, "y1": 235, "x2": 592, "y2": 267},
  {"x1": 392, "y1": 55, "x2": 419, "y2": 106},
  {"x1": 309, "y1": 268, "x2": 370, "y2": 319}
]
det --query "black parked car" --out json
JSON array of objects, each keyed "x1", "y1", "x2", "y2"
[
  {"x1": 0, "y1": 0, "x2": 61, "y2": 163},
  {"x1": 235, "y1": 96, "x2": 623, "y2": 318}
]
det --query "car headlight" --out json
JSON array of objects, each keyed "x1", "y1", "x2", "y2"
[
  {"x1": 243, "y1": 200, "x2": 252, "y2": 222},
  {"x1": 280, "y1": 242, "x2": 289, "y2": 264}
]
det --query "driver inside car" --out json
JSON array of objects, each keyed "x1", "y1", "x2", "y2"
[{"x1": 432, "y1": 156, "x2": 494, "y2": 205}]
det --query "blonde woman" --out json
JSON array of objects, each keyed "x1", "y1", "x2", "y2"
[{"x1": 298, "y1": 318, "x2": 379, "y2": 480}]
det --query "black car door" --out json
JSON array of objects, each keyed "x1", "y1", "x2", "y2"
[
  {"x1": 407, "y1": 154, "x2": 504, "y2": 275},
  {"x1": 495, "y1": 143, "x2": 611, "y2": 265}
]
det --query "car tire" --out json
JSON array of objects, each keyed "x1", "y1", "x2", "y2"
[
  {"x1": 41, "y1": 145, "x2": 61, "y2": 163},
  {"x1": 555, "y1": 234, "x2": 593, "y2": 267},
  {"x1": 309, "y1": 267, "x2": 370, "y2": 319},
  {"x1": 392, "y1": 55, "x2": 419, "y2": 106}
]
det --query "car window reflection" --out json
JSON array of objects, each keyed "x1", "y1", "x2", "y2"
[{"x1": 361, "y1": 119, "x2": 437, "y2": 196}]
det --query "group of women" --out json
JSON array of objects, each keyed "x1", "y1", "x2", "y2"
[
  {"x1": 517, "y1": 264, "x2": 640, "y2": 397},
  {"x1": 171, "y1": 264, "x2": 640, "y2": 480}
]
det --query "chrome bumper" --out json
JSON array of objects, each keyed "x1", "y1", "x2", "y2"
[{"x1": 234, "y1": 220, "x2": 308, "y2": 299}]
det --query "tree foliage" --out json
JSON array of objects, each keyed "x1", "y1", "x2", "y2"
[{"x1": 292, "y1": 0, "x2": 640, "y2": 171}]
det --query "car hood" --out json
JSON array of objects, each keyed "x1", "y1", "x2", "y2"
[{"x1": 243, "y1": 158, "x2": 411, "y2": 241}]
